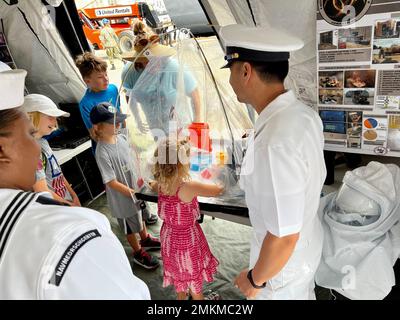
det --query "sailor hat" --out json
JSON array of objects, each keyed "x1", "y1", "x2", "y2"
[
  {"x1": 219, "y1": 24, "x2": 304, "y2": 68},
  {"x1": 0, "y1": 68, "x2": 27, "y2": 110}
]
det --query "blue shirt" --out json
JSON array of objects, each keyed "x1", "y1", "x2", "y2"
[
  {"x1": 79, "y1": 84, "x2": 120, "y2": 130},
  {"x1": 126, "y1": 58, "x2": 197, "y2": 93},
  {"x1": 121, "y1": 62, "x2": 142, "y2": 93},
  {"x1": 130, "y1": 58, "x2": 197, "y2": 132}
]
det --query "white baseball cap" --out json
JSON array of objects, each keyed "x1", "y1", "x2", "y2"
[
  {"x1": 22, "y1": 94, "x2": 70, "y2": 117},
  {"x1": 0, "y1": 68, "x2": 27, "y2": 110}
]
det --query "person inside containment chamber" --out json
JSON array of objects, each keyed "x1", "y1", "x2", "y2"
[
  {"x1": 122, "y1": 35, "x2": 202, "y2": 136},
  {"x1": 0, "y1": 66, "x2": 150, "y2": 300}
]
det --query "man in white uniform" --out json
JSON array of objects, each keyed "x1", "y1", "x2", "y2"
[
  {"x1": 0, "y1": 66, "x2": 150, "y2": 299},
  {"x1": 221, "y1": 24, "x2": 326, "y2": 300}
]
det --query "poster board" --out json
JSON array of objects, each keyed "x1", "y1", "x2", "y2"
[{"x1": 317, "y1": 0, "x2": 400, "y2": 156}]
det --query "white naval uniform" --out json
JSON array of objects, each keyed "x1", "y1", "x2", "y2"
[
  {"x1": 239, "y1": 90, "x2": 326, "y2": 300},
  {"x1": 0, "y1": 189, "x2": 150, "y2": 300}
]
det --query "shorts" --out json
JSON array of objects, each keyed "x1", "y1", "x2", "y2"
[
  {"x1": 118, "y1": 215, "x2": 143, "y2": 235},
  {"x1": 140, "y1": 201, "x2": 152, "y2": 220}
]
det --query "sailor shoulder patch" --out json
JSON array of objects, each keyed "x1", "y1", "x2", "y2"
[
  {"x1": 49, "y1": 229, "x2": 101, "y2": 286},
  {"x1": 36, "y1": 195, "x2": 70, "y2": 206}
]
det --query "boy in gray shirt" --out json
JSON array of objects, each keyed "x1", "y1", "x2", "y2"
[{"x1": 91, "y1": 102, "x2": 160, "y2": 269}]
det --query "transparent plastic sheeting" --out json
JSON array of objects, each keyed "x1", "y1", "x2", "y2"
[{"x1": 123, "y1": 32, "x2": 253, "y2": 198}]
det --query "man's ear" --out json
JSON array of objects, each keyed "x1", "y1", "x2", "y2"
[
  {"x1": 242, "y1": 62, "x2": 252, "y2": 84},
  {"x1": 0, "y1": 137, "x2": 12, "y2": 165}
]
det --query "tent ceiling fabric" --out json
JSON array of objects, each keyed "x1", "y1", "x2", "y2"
[
  {"x1": 0, "y1": 0, "x2": 85, "y2": 104},
  {"x1": 249, "y1": 0, "x2": 317, "y2": 66},
  {"x1": 199, "y1": 0, "x2": 255, "y2": 34},
  {"x1": 199, "y1": 0, "x2": 318, "y2": 108},
  {"x1": 44, "y1": 0, "x2": 64, "y2": 6}
]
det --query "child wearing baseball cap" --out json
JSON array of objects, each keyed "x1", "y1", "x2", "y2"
[
  {"x1": 91, "y1": 102, "x2": 161, "y2": 269},
  {"x1": 22, "y1": 94, "x2": 81, "y2": 207}
]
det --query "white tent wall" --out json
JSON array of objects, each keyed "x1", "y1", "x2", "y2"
[
  {"x1": 199, "y1": 0, "x2": 318, "y2": 109},
  {"x1": 199, "y1": 0, "x2": 254, "y2": 34},
  {"x1": 0, "y1": 0, "x2": 86, "y2": 104},
  {"x1": 250, "y1": 0, "x2": 318, "y2": 108}
]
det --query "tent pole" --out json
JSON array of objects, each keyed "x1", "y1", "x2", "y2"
[
  {"x1": 246, "y1": 0, "x2": 257, "y2": 26},
  {"x1": 191, "y1": 33, "x2": 240, "y2": 175},
  {"x1": 61, "y1": 1, "x2": 85, "y2": 54}
]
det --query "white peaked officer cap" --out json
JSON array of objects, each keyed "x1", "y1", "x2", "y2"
[
  {"x1": 219, "y1": 24, "x2": 304, "y2": 68},
  {"x1": 0, "y1": 66, "x2": 27, "y2": 110}
]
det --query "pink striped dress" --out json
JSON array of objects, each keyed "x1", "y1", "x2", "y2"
[{"x1": 158, "y1": 184, "x2": 219, "y2": 294}]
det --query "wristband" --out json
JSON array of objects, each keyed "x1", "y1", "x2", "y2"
[{"x1": 247, "y1": 269, "x2": 266, "y2": 289}]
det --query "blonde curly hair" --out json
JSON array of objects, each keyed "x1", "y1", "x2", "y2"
[{"x1": 152, "y1": 138, "x2": 191, "y2": 194}]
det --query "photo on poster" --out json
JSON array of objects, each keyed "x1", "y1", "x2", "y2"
[
  {"x1": 347, "y1": 111, "x2": 362, "y2": 148},
  {"x1": 338, "y1": 26, "x2": 372, "y2": 49},
  {"x1": 319, "y1": 71, "x2": 344, "y2": 88},
  {"x1": 0, "y1": 46, "x2": 12, "y2": 63},
  {"x1": 374, "y1": 19, "x2": 400, "y2": 40},
  {"x1": 319, "y1": 110, "x2": 347, "y2": 142},
  {"x1": 388, "y1": 115, "x2": 400, "y2": 151},
  {"x1": 344, "y1": 88, "x2": 374, "y2": 105},
  {"x1": 372, "y1": 38, "x2": 400, "y2": 64},
  {"x1": 0, "y1": 32, "x2": 5, "y2": 46},
  {"x1": 318, "y1": 0, "x2": 372, "y2": 27},
  {"x1": 361, "y1": 114, "x2": 388, "y2": 150},
  {"x1": 344, "y1": 70, "x2": 376, "y2": 88},
  {"x1": 319, "y1": 89, "x2": 343, "y2": 105},
  {"x1": 318, "y1": 29, "x2": 338, "y2": 50},
  {"x1": 320, "y1": 110, "x2": 346, "y2": 122},
  {"x1": 375, "y1": 95, "x2": 400, "y2": 110}
]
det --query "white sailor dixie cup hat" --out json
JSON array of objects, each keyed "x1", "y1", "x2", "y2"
[
  {"x1": 219, "y1": 24, "x2": 304, "y2": 68},
  {"x1": 0, "y1": 66, "x2": 27, "y2": 110}
]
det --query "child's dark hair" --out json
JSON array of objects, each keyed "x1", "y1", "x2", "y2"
[{"x1": 75, "y1": 52, "x2": 107, "y2": 79}]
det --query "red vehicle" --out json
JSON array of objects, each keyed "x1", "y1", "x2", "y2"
[{"x1": 78, "y1": 3, "x2": 172, "y2": 52}]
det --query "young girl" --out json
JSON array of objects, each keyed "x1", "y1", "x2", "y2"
[
  {"x1": 22, "y1": 94, "x2": 81, "y2": 206},
  {"x1": 151, "y1": 138, "x2": 224, "y2": 300}
]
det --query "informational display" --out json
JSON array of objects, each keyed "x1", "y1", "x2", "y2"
[{"x1": 317, "y1": 0, "x2": 400, "y2": 156}]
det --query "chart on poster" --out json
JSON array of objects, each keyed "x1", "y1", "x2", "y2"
[{"x1": 317, "y1": 0, "x2": 400, "y2": 156}]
